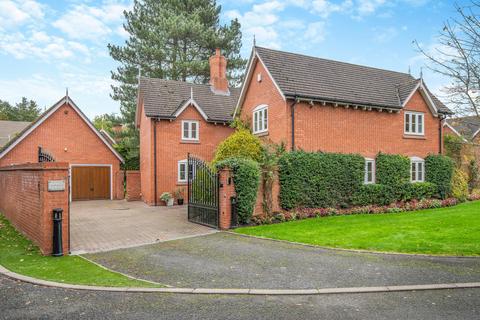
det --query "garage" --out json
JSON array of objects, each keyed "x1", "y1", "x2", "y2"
[{"x1": 71, "y1": 166, "x2": 111, "y2": 200}]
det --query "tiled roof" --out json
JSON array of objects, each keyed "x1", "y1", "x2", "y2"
[
  {"x1": 255, "y1": 46, "x2": 452, "y2": 114},
  {"x1": 139, "y1": 77, "x2": 240, "y2": 122},
  {"x1": 0, "y1": 120, "x2": 31, "y2": 148},
  {"x1": 446, "y1": 116, "x2": 480, "y2": 139}
]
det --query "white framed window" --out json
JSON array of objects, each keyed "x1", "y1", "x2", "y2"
[
  {"x1": 177, "y1": 160, "x2": 195, "y2": 183},
  {"x1": 364, "y1": 158, "x2": 375, "y2": 184},
  {"x1": 253, "y1": 104, "x2": 268, "y2": 134},
  {"x1": 410, "y1": 157, "x2": 425, "y2": 182},
  {"x1": 182, "y1": 120, "x2": 199, "y2": 140},
  {"x1": 404, "y1": 112, "x2": 424, "y2": 135}
]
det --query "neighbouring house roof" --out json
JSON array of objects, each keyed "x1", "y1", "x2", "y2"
[
  {"x1": 99, "y1": 129, "x2": 117, "y2": 146},
  {"x1": 236, "y1": 46, "x2": 452, "y2": 115},
  {"x1": 445, "y1": 116, "x2": 480, "y2": 140},
  {"x1": 0, "y1": 96, "x2": 124, "y2": 163},
  {"x1": 138, "y1": 77, "x2": 240, "y2": 123},
  {"x1": 0, "y1": 120, "x2": 31, "y2": 148}
]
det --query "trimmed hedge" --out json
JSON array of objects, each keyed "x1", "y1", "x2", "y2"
[
  {"x1": 352, "y1": 182, "x2": 437, "y2": 206},
  {"x1": 376, "y1": 153, "x2": 410, "y2": 186},
  {"x1": 216, "y1": 158, "x2": 260, "y2": 224},
  {"x1": 278, "y1": 151, "x2": 364, "y2": 210},
  {"x1": 425, "y1": 154, "x2": 455, "y2": 199}
]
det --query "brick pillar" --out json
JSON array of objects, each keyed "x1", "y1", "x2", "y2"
[
  {"x1": 218, "y1": 168, "x2": 236, "y2": 230},
  {"x1": 126, "y1": 170, "x2": 141, "y2": 201}
]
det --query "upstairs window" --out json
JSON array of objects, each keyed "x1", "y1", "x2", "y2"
[
  {"x1": 410, "y1": 157, "x2": 425, "y2": 182},
  {"x1": 253, "y1": 105, "x2": 268, "y2": 134},
  {"x1": 182, "y1": 120, "x2": 199, "y2": 140},
  {"x1": 405, "y1": 112, "x2": 424, "y2": 135},
  {"x1": 364, "y1": 158, "x2": 375, "y2": 184}
]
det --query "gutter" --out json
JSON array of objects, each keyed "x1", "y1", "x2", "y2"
[
  {"x1": 290, "y1": 96, "x2": 298, "y2": 151},
  {"x1": 439, "y1": 114, "x2": 446, "y2": 154},
  {"x1": 153, "y1": 119, "x2": 158, "y2": 206}
]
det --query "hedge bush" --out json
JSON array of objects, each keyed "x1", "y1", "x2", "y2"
[
  {"x1": 425, "y1": 154, "x2": 455, "y2": 199},
  {"x1": 352, "y1": 182, "x2": 437, "y2": 206},
  {"x1": 212, "y1": 129, "x2": 262, "y2": 165},
  {"x1": 376, "y1": 153, "x2": 410, "y2": 186},
  {"x1": 278, "y1": 151, "x2": 364, "y2": 210},
  {"x1": 451, "y1": 168, "x2": 469, "y2": 202},
  {"x1": 216, "y1": 157, "x2": 260, "y2": 224}
]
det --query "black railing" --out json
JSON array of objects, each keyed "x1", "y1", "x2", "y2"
[
  {"x1": 187, "y1": 154, "x2": 219, "y2": 228},
  {"x1": 38, "y1": 147, "x2": 55, "y2": 162}
]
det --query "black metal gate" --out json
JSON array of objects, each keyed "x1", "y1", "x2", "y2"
[{"x1": 187, "y1": 154, "x2": 219, "y2": 228}]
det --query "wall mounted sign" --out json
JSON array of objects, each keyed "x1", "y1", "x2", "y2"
[{"x1": 48, "y1": 180, "x2": 65, "y2": 192}]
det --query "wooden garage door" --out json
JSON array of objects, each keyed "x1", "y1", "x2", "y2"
[{"x1": 72, "y1": 166, "x2": 110, "y2": 200}]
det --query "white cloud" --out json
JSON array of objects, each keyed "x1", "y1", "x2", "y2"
[
  {"x1": 311, "y1": 0, "x2": 353, "y2": 18},
  {"x1": 373, "y1": 26, "x2": 398, "y2": 43},
  {"x1": 304, "y1": 21, "x2": 326, "y2": 43},
  {"x1": 357, "y1": 0, "x2": 386, "y2": 15},
  {"x1": 53, "y1": 1, "x2": 131, "y2": 41},
  {"x1": 0, "y1": 0, "x2": 45, "y2": 28}
]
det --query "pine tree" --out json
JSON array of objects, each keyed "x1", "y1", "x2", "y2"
[
  {"x1": 0, "y1": 97, "x2": 41, "y2": 121},
  {"x1": 109, "y1": 0, "x2": 246, "y2": 127}
]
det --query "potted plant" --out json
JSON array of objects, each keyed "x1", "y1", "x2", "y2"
[
  {"x1": 174, "y1": 187, "x2": 185, "y2": 205},
  {"x1": 160, "y1": 192, "x2": 174, "y2": 206}
]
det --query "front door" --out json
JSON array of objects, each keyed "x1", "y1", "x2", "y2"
[{"x1": 71, "y1": 166, "x2": 110, "y2": 200}]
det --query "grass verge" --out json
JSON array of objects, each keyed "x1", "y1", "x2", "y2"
[
  {"x1": 235, "y1": 201, "x2": 480, "y2": 256},
  {"x1": 0, "y1": 214, "x2": 163, "y2": 287}
]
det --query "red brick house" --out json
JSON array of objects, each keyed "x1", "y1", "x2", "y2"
[
  {"x1": 235, "y1": 46, "x2": 452, "y2": 184},
  {"x1": 136, "y1": 49, "x2": 238, "y2": 205},
  {"x1": 0, "y1": 96, "x2": 124, "y2": 200},
  {"x1": 137, "y1": 46, "x2": 453, "y2": 206}
]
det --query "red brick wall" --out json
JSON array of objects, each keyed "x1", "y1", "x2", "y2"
[
  {"x1": 115, "y1": 170, "x2": 125, "y2": 200},
  {"x1": 218, "y1": 168, "x2": 235, "y2": 229},
  {"x1": 0, "y1": 162, "x2": 69, "y2": 255},
  {"x1": 239, "y1": 61, "x2": 443, "y2": 158},
  {"x1": 139, "y1": 104, "x2": 155, "y2": 205},
  {"x1": 254, "y1": 170, "x2": 281, "y2": 216},
  {"x1": 126, "y1": 170, "x2": 141, "y2": 201},
  {"x1": 0, "y1": 103, "x2": 123, "y2": 199},
  {"x1": 144, "y1": 104, "x2": 233, "y2": 205}
]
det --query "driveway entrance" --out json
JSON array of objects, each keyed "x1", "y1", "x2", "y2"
[{"x1": 70, "y1": 200, "x2": 216, "y2": 254}]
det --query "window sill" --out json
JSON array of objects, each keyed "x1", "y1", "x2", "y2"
[
  {"x1": 181, "y1": 140, "x2": 200, "y2": 144},
  {"x1": 176, "y1": 182, "x2": 187, "y2": 186},
  {"x1": 403, "y1": 134, "x2": 426, "y2": 140},
  {"x1": 254, "y1": 131, "x2": 269, "y2": 137}
]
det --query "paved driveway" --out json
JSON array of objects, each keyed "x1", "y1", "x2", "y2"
[
  {"x1": 70, "y1": 200, "x2": 216, "y2": 254},
  {"x1": 86, "y1": 232, "x2": 480, "y2": 289}
]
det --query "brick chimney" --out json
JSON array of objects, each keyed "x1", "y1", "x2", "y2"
[{"x1": 209, "y1": 48, "x2": 229, "y2": 94}]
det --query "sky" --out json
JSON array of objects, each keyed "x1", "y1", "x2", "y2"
[{"x1": 0, "y1": 0, "x2": 468, "y2": 119}]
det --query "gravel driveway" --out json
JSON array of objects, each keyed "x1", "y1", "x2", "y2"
[{"x1": 85, "y1": 232, "x2": 480, "y2": 289}]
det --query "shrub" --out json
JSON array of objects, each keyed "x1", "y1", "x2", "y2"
[
  {"x1": 444, "y1": 134, "x2": 463, "y2": 166},
  {"x1": 216, "y1": 157, "x2": 260, "y2": 224},
  {"x1": 397, "y1": 182, "x2": 437, "y2": 201},
  {"x1": 425, "y1": 154, "x2": 454, "y2": 199},
  {"x1": 451, "y1": 168, "x2": 469, "y2": 202},
  {"x1": 467, "y1": 159, "x2": 479, "y2": 192},
  {"x1": 278, "y1": 151, "x2": 364, "y2": 210},
  {"x1": 376, "y1": 153, "x2": 410, "y2": 186},
  {"x1": 212, "y1": 129, "x2": 262, "y2": 165},
  {"x1": 352, "y1": 184, "x2": 395, "y2": 206}
]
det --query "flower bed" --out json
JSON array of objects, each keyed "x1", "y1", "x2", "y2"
[{"x1": 251, "y1": 198, "x2": 463, "y2": 225}]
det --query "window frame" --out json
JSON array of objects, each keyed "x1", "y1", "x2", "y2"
[
  {"x1": 364, "y1": 158, "x2": 375, "y2": 184},
  {"x1": 404, "y1": 111, "x2": 425, "y2": 136},
  {"x1": 410, "y1": 157, "x2": 425, "y2": 183},
  {"x1": 252, "y1": 104, "x2": 268, "y2": 134},
  {"x1": 177, "y1": 159, "x2": 195, "y2": 183},
  {"x1": 181, "y1": 120, "x2": 199, "y2": 141}
]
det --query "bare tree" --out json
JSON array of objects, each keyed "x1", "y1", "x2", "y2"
[{"x1": 415, "y1": 1, "x2": 480, "y2": 117}]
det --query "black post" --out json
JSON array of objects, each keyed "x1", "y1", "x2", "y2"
[{"x1": 52, "y1": 208, "x2": 63, "y2": 257}]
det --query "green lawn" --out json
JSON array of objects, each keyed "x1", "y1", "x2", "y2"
[
  {"x1": 236, "y1": 201, "x2": 480, "y2": 256},
  {"x1": 0, "y1": 214, "x2": 162, "y2": 287}
]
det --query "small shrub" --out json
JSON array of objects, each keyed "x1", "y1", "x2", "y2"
[
  {"x1": 376, "y1": 153, "x2": 410, "y2": 186},
  {"x1": 397, "y1": 182, "x2": 437, "y2": 201},
  {"x1": 352, "y1": 184, "x2": 395, "y2": 206},
  {"x1": 467, "y1": 160, "x2": 479, "y2": 192},
  {"x1": 425, "y1": 154, "x2": 455, "y2": 199},
  {"x1": 451, "y1": 169, "x2": 469, "y2": 202},
  {"x1": 212, "y1": 129, "x2": 262, "y2": 165},
  {"x1": 216, "y1": 157, "x2": 260, "y2": 224}
]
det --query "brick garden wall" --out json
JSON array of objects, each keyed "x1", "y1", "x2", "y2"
[
  {"x1": 0, "y1": 162, "x2": 70, "y2": 255},
  {"x1": 126, "y1": 170, "x2": 141, "y2": 201},
  {"x1": 253, "y1": 170, "x2": 281, "y2": 217}
]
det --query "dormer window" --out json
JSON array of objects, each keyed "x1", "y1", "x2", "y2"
[
  {"x1": 253, "y1": 104, "x2": 268, "y2": 134},
  {"x1": 182, "y1": 120, "x2": 199, "y2": 141},
  {"x1": 405, "y1": 111, "x2": 424, "y2": 135}
]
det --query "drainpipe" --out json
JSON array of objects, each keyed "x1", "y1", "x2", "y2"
[
  {"x1": 290, "y1": 97, "x2": 298, "y2": 151},
  {"x1": 153, "y1": 119, "x2": 158, "y2": 206},
  {"x1": 439, "y1": 114, "x2": 446, "y2": 154}
]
